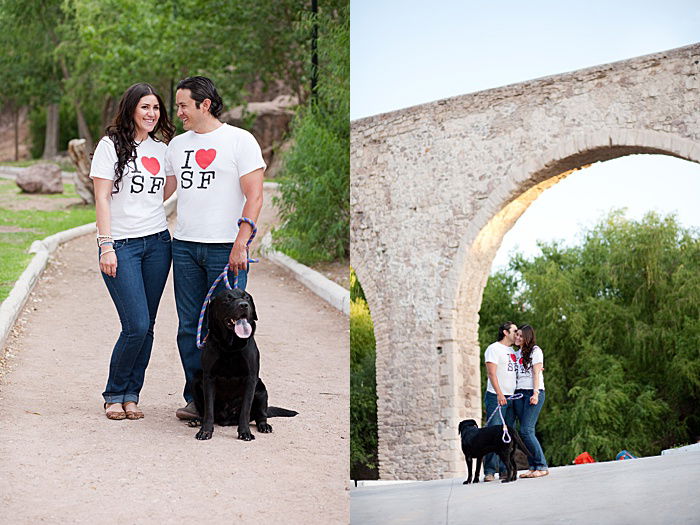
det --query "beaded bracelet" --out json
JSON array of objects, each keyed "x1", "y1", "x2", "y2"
[{"x1": 99, "y1": 248, "x2": 115, "y2": 258}]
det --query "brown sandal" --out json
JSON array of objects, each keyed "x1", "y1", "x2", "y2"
[
  {"x1": 123, "y1": 402, "x2": 144, "y2": 420},
  {"x1": 104, "y1": 402, "x2": 126, "y2": 420},
  {"x1": 530, "y1": 470, "x2": 549, "y2": 478},
  {"x1": 519, "y1": 470, "x2": 535, "y2": 478}
]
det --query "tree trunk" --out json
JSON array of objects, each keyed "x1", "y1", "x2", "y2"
[
  {"x1": 13, "y1": 105, "x2": 19, "y2": 161},
  {"x1": 75, "y1": 104, "x2": 94, "y2": 154},
  {"x1": 42, "y1": 103, "x2": 60, "y2": 159},
  {"x1": 68, "y1": 138, "x2": 94, "y2": 204}
]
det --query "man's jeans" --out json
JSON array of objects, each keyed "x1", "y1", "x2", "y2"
[
  {"x1": 172, "y1": 239, "x2": 248, "y2": 403},
  {"x1": 101, "y1": 230, "x2": 172, "y2": 404},
  {"x1": 513, "y1": 389, "x2": 548, "y2": 470},
  {"x1": 483, "y1": 390, "x2": 516, "y2": 476}
]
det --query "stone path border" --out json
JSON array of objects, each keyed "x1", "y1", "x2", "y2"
[{"x1": 260, "y1": 231, "x2": 350, "y2": 315}]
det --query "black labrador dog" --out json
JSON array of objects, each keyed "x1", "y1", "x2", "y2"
[
  {"x1": 189, "y1": 288, "x2": 297, "y2": 441},
  {"x1": 458, "y1": 419, "x2": 531, "y2": 484}
]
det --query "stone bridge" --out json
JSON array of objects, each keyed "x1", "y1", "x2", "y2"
[{"x1": 350, "y1": 43, "x2": 700, "y2": 480}]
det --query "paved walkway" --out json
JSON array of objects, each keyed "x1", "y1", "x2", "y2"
[
  {"x1": 351, "y1": 452, "x2": 700, "y2": 524},
  {"x1": 0, "y1": 225, "x2": 349, "y2": 523}
]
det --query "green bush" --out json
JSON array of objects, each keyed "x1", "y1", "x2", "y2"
[
  {"x1": 273, "y1": 3, "x2": 349, "y2": 264},
  {"x1": 350, "y1": 270, "x2": 378, "y2": 478}
]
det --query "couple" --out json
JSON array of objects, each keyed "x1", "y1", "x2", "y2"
[
  {"x1": 91, "y1": 77, "x2": 265, "y2": 421},
  {"x1": 482, "y1": 321, "x2": 549, "y2": 480}
]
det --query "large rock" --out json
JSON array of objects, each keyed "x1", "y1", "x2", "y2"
[
  {"x1": 16, "y1": 163, "x2": 63, "y2": 194},
  {"x1": 221, "y1": 95, "x2": 298, "y2": 177}
]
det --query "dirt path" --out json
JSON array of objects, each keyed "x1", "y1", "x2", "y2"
[{"x1": 0, "y1": 209, "x2": 349, "y2": 523}]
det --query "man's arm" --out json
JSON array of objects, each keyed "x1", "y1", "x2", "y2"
[
  {"x1": 486, "y1": 362, "x2": 507, "y2": 406},
  {"x1": 229, "y1": 168, "x2": 264, "y2": 273}
]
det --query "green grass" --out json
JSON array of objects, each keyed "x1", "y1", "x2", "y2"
[{"x1": 0, "y1": 180, "x2": 94, "y2": 301}]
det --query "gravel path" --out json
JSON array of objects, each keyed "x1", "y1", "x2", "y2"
[{"x1": 0, "y1": 224, "x2": 349, "y2": 523}]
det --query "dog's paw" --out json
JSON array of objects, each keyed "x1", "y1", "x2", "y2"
[
  {"x1": 238, "y1": 430, "x2": 255, "y2": 441},
  {"x1": 462, "y1": 480, "x2": 471, "y2": 485},
  {"x1": 257, "y1": 422, "x2": 273, "y2": 433},
  {"x1": 195, "y1": 428, "x2": 213, "y2": 440},
  {"x1": 187, "y1": 418, "x2": 201, "y2": 428}
]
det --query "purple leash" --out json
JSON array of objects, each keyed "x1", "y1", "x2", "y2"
[
  {"x1": 195, "y1": 218, "x2": 258, "y2": 350},
  {"x1": 485, "y1": 393, "x2": 524, "y2": 443}
]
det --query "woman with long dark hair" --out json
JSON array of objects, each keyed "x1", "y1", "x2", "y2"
[
  {"x1": 513, "y1": 324, "x2": 549, "y2": 477},
  {"x1": 90, "y1": 82, "x2": 175, "y2": 420}
]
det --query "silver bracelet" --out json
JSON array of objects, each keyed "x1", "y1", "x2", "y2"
[{"x1": 99, "y1": 248, "x2": 116, "y2": 258}]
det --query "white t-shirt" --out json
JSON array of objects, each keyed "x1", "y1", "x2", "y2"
[
  {"x1": 515, "y1": 346, "x2": 545, "y2": 390},
  {"x1": 90, "y1": 136, "x2": 169, "y2": 240},
  {"x1": 484, "y1": 341, "x2": 517, "y2": 395},
  {"x1": 164, "y1": 123, "x2": 266, "y2": 243}
]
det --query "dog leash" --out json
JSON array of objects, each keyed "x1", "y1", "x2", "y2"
[
  {"x1": 195, "y1": 218, "x2": 258, "y2": 350},
  {"x1": 485, "y1": 393, "x2": 524, "y2": 443}
]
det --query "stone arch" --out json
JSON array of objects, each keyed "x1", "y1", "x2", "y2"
[{"x1": 350, "y1": 43, "x2": 700, "y2": 480}]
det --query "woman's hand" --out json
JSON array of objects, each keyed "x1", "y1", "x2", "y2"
[
  {"x1": 497, "y1": 393, "x2": 507, "y2": 406},
  {"x1": 100, "y1": 250, "x2": 117, "y2": 277},
  {"x1": 530, "y1": 391, "x2": 539, "y2": 405}
]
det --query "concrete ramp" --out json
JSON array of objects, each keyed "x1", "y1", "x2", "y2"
[{"x1": 351, "y1": 452, "x2": 700, "y2": 524}]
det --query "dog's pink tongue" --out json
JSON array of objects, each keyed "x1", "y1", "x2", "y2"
[{"x1": 234, "y1": 319, "x2": 252, "y2": 338}]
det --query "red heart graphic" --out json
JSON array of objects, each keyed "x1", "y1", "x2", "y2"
[
  {"x1": 195, "y1": 149, "x2": 217, "y2": 169},
  {"x1": 518, "y1": 357, "x2": 523, "y2": 364},
  {"x1": 510, "y1": 354, "x2": 517, "y2": 362},
  {"x1": 141, "y1": 157, "x2": 160, "y2": 175}
]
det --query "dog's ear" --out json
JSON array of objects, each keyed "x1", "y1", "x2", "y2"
[
  {"x1": 206, "y1": 297, "x2": 225, "y2": 343},
  {"x1": 246, "y1": 292, "x2": 258, "y2": 321}
]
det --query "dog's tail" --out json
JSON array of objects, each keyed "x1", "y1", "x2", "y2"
[
  {"x1": 512, "y1": 429, "x2": 532, "y2": 457},
  {"x1": 268, "y1": 406, "x2": 298, "y2": 417}
]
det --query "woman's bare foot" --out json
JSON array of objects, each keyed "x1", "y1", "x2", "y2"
[
  {"x1": 123, "y1": 402, "x2": 144, "y2": 420},
  {"x1": 104, "y1": 402, "x2": 126, "y2": 420}
]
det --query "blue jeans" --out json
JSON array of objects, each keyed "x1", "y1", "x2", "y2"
[
  {"x1": 483, "y1": 390, "x2": 516, "y2": 476},
  {"x1": 172, "y1": 239, "x2": 248, "y2": 402},
  {"x1": 101, "y1": 229, "x2": 172, "y2": 404},
  {"x1": 513, "y1": 388, "x2": 548, "y2": 470}
]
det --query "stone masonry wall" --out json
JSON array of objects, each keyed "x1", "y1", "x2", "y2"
[{"x1": 350, "y1": 44, "x2": 700, "y2": 479}]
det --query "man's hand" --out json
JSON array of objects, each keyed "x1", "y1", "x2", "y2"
[{"x1": 228, "y1": 242, "x2": 248, "y2": 275}]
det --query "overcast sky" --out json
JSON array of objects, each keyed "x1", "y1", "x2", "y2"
[{"x1": 351, "y1": 1, "x2": 700, "y2": 270}]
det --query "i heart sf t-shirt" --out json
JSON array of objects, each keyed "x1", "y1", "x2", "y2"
[
  {"x1": 484, "y1": 341, "x2": 518, "y2": 395},
  {"x1": 515, "y1": 346, "x2": 545, "y2": 390},
  {"x1": 90, "y1": 136, "x2": 169, "y2": 240},
  {"x1": 164, "y1": 124, "x2": 266, "y2": 243}
]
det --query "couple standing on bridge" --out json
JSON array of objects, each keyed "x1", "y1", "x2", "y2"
[
  {"x1": 90, "y1": 78, "x2": 265, "y2": 421},
  {"x1": 482, "y1": 321, "x2": 550, "y2": 480}
]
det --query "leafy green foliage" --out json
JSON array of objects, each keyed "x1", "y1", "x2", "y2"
[
  {"x1": 478, "y1": 211, "x2": 700, "y2": 465},
  {"x1": 350, "y1": 269, "x2": 378, "y2": 478},
  {"x1": 273, "y1": 3, "x2": 349, "y2": 264}
]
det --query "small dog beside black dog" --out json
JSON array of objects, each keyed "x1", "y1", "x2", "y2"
[
  {"x1": 458, "y1": 419, "x2": 531, "y2": 484},
  {"x1": 189, "y1": 288, "x2": 297, "y2": 441}
]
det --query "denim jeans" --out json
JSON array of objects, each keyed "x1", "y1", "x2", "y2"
[
  {"x1": 172, "y1": 239, "x2": 248, "y2": 402},
  {"x1": 483, "y1": 390, "x2": 516, "y2": 476},
  {"x1": 101, "y1": 229, "x2": 172, "y2": 404},
  {"x1": 513, "y1": 389, "x2": 548, "y2": 470}
]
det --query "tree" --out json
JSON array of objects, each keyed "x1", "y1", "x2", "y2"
[
  {"x1": 478, "y1": 211, "x2": 700, "y2": 465},
  {"x1": 273, "y1": 2, "x2": 349, "y2": 263}
]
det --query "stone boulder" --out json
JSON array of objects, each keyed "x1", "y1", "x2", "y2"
[
  {"x1": 16, "y1": 163, "x2": 63, "y2": 194},
  {"x1": 221, "y1": 95, "x2": 298, "y2": 177}
]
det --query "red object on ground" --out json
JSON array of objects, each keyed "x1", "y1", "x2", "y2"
[{"x1": 574, "y1": 452, "x2": 596, "y2": 464}]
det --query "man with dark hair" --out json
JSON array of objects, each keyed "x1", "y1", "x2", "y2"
[
  {"x1": 164, "y1": 76, "x2": 265, "y2": 420},
  {"x1": 482, "y1": 321, "x2": 518, "y2": 481}
]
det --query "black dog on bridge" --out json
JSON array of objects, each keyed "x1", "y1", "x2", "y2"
[
  {"x1": 458, "y1": 419, "x2": 531, "y2": 484},
  {"x1": 189, "y1": 288, "x2": 297, "y2": 441}
]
